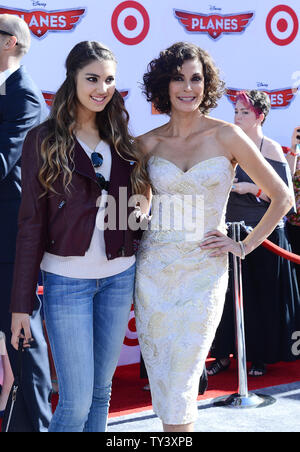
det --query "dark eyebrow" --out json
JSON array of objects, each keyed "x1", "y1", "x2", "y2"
[
  {"x1": 173, "y1": 72, "x2": 203, "y2": 77},
  {"x1": 85, "y1": 72, "x2": 115, "y2": 78}
]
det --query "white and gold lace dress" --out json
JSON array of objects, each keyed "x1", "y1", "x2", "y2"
[{"x1": 134, "y1": 155, "x2": 235, "y2": 425}]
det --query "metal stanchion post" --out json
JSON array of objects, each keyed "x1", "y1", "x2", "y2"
[{"x1": 213, "y1": 222, "x2": 276, "y2": 408}]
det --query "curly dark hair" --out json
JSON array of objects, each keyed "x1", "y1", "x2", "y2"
[
  {"x1": 245, "y1": 90, "x2": 271, "y2": 125},
  {"x1": 142, "y1": 42, "x2": 225, "y2": 115}
]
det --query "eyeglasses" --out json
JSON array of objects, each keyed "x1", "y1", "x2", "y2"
[
  {"x1": 96, "y1": 173, "x2": 110, "y2": 191},
  {"x1": 0, "y1": 30, "x2": 18, "y2": 45},
  {"x1": 91, "y1": 152, "x2": 103, "y2": 168},
  {"x1": 90, "y1": 152, "x2": 109, "y2": 191}
]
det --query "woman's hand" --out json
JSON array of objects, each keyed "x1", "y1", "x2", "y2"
[
  {"x1": 200, "y1": 230, "x2": 245, "y2": 258},
  {"x1": 11, "y1": 313, "x2": 33, "y2": 350},
  {"x1": 231, "y1": 178, "x2": 270, "y2": 201},
  {"x1": 231, "y1": 178, "x2": 254, "y2": 195}
]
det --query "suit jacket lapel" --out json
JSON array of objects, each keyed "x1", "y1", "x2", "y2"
[{"x1": 0, "y1": 67, "x2": 21, "y2": 110}]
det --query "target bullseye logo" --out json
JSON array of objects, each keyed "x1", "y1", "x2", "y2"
[
  {"x1": 266, "y1": 5, "x2": 298, "y2": 46},
  {"x1": 123, "y1": 308, "x2": 139, "y2": 347},
  {"x1": 111, "y1": 1, "x2": 150, "y2": 45}
]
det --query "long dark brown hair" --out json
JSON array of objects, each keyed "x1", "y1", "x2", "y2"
[{"x1": 39, "y1": 41, "x2": 149, "y2": 196}]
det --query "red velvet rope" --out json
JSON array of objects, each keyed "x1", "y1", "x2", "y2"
[{"x1": 262, "y1": 238, "x2": 300, "y2": 264}]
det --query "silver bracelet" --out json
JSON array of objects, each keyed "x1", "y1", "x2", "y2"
[{"x1": 238, "y1": 241, "x2": 246, "y2": 260}]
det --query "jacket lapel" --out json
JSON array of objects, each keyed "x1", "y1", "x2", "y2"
[
  {"x1": 73, "y1": 138, "x2": 133, "y2": 191},
  {"x1": 109, "y1": 144, "x2": 134, "y2": 194},
  {"x1": 73, "y1": 138, "x2": 98, "y2": 181},
  {"x1": 0, "y1": 67, "x2": 21, "y2": 110}
]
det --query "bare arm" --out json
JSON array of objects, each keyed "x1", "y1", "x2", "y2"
[
  {"x1": 285, "y1": 153, "x2": 297, "y2": 176},
  {"x1": 134, "y1": 134, "x2": 154, "y2": 216},
  {"x1": 286, "y1": 126, "x2": 300, "y2": 176},
  {"x1": 225, "y1": 125, "x2": 293, "y2": 254},
  {"x1": 231, "y1": 138, "x2": 286, "y2": 202},
  {"x1": 201, "y1": 124, "x2": 293, "y2": 257}
]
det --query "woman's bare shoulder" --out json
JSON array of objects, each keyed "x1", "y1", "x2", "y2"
[
  {"x1": 204, "y1": 116, "x2": 238, "y2": 137},
  {"x1": 211, "y1": 119, "x2": 253, "y2": 163},
  {"x1": 136, "y1": 125, "x2": 167, "y2": 155},
  {"x1": 208, "y1": 117, "x2": 242, "y2": 146},
  {"x1": 262, "y1": 137, "x2": 286, "y2": 163}
]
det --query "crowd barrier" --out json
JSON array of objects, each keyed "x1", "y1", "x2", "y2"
[
  {"x1": 214, "y1": 221, "x2": 299, "y2": 409},
  {"x1": 262, "y1": 238, "x2": 300, "y2": 265}
]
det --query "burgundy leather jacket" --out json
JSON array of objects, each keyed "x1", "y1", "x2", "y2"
[{"x1": 10, "y1": 121, "x2": 141, "y2": 314}]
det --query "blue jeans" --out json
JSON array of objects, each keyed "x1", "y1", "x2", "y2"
[{"x1": 42, "y1": 264, "x2": 135, "y2": 432}]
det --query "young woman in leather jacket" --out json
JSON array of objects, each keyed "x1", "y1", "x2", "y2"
[{"x1": 10, "y1": 41, "x2": 145, "y2": 432}]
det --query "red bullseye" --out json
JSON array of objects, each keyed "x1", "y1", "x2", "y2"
[
  {"x1": 128, "y1": 317, "x2": 136, "y2": 333},
  {"x1": 111, "y1": 1, "x2": 150, "y2": 45},
  {"x1": 124, "y1": 15, "x2": 137, "y2": 30},
  {"x1": 266, "y1": 5, "x2": 298, "y2": 46},
  {"x1": 123, "y1": 313, "x2": 139, "y2": 347},
  {"x1": 277, "y1": 18, "x2": 288, "y2": 33}
]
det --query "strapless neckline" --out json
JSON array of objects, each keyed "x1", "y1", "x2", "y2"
[{"x1": 149, "y1": 154, "x2": 234, "y2": 175}]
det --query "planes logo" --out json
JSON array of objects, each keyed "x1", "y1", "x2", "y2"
[
  {"x1": 174, "y1": 9, "x2": 254, "y2": 40},
  {"x1": 0, "y1": 6, "x2": 86, "y2": 39},
  {"x1": 43, "y1": 91, "x2": 54, "y2": 107},
  {"x1": 43, "y1": 90, "x2": 129, "y2": 107},
  {"x1": 226, "y1": 87, "x2": 298, "y2": 109}
]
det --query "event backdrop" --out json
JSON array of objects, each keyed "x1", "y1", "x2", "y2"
[{"x1": 3, "y1": 0, "x2": 299, "y2": 365}]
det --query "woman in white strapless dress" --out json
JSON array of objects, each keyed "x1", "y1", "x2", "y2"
[{"x1": 134, "y1": 42, "x2": 293, "y2": 432}]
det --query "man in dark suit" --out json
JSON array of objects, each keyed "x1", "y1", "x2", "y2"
[{"x1": 0, "y1": 14, "x2": 52, "y2": 431}]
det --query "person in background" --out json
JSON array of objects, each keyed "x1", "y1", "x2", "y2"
[
  {"x1": 0, "y1": 14, "x2": 52, "y2": 431},
  {"x1": 10, "y1": 41, "x2": 143, "y2": 432},
  {"x1": 208, "y1": 91, "x2": 300, "y2": 378},
  {"x1": 284, "y1": 127, "x2": 300, "y2": 176},
  {"x1": 286, "y1": 126, "x2": 300, "y2": 288},
  {"x1": 0, "y1": 331, "x2": 14, "y2": 419}
]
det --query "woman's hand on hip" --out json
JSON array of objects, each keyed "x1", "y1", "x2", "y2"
[{"x1": 200, "y1": 230, "x2": 244, "y2": 258}]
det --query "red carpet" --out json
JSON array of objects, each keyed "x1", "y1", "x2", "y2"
[
  {"x1": 51, "y1": 358, "x2": 300, "y2": 417},
  {"x1": 1, "y1": 358, "x2": 299, "y2": 431},
  {"x1": 108, "y1": 358, "x2": 300, "y2": 418}
]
